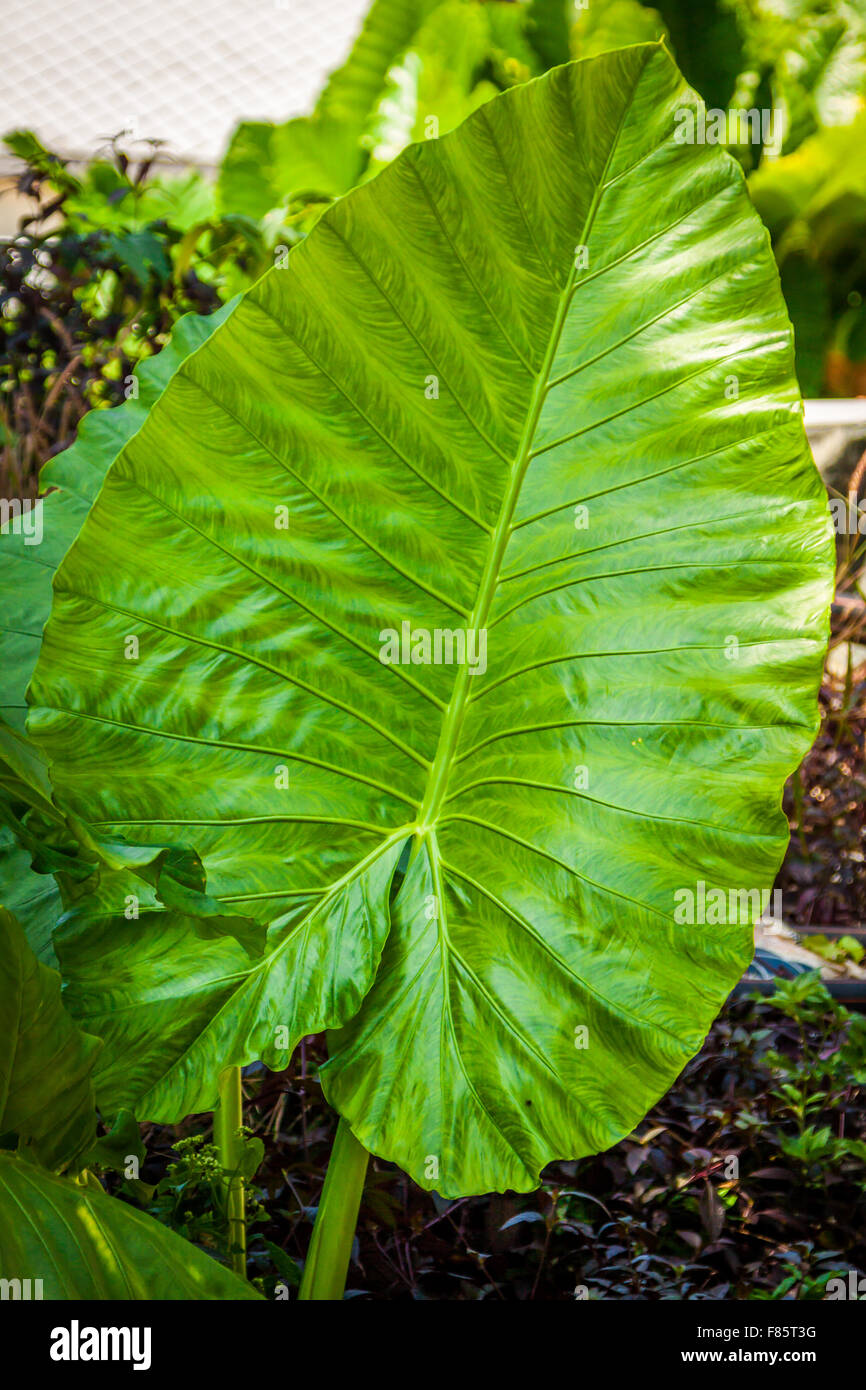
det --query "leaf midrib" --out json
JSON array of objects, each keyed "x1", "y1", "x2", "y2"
[{"x1": 415, "y1": 52, "x2": 651, "y2": 831}]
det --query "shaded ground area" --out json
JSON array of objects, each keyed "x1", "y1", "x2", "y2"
[
  {"x1": 133, "y1": 975, "x2": 866, "y2": 1300},
  {"x1": 778, "y1": 670, "x2": 866, "y2": 932}
]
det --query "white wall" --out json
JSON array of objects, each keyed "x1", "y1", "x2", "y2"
[{"x1": 0, "y1": 0, "x2": 370, "y2": 168}]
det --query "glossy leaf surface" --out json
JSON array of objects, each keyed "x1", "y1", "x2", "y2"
[{"x1": 30, "y1": 46, "x2": 833, "y2": 1193}]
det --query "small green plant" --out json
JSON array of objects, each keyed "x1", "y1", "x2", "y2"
[
  {"x1": 750, "y1": 972, "x2": 866, "y2": 1182},
  {"x1": 138, "y1": 1133, "x2": 265, "y2": 1257}
]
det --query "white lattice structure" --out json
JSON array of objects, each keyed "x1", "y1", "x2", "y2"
[{"x1": 0, "y1": 0, "x2": 370, "y2": 170}]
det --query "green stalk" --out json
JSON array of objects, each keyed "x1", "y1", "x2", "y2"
[
  {"x1": 299, "y1": 1117, "x2": 369, "y2": 1300},
  {"x1": 214, "y1": 1065, "x2": 247, "y2": 1279}
]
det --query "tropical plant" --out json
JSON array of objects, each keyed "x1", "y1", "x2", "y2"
[{"x1": 1, "y1": 43, "x2": 834, "y2": 1299}]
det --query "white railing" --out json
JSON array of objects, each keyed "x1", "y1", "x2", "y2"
[{"x1": 804, "y1": 399, "x2": 866, "y2": 430}]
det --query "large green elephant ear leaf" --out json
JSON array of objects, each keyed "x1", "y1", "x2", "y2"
[
  {"x1": 0, "y1": 907, "x2": 100, "y2": 1171},
  {"x1": 0, "y1": 1153, "x2": 261, "y2": 1299},
  {"x1": 30, "y1": 44, "x2": 833, "y2": 1194}
]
